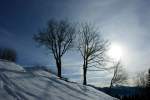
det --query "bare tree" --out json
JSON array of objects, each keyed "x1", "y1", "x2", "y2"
[
  {"x1": 110, "y1": 61, "x2": 128, "y2": 88},
  {"x1": 33, "y1": 19, "x2": 76, "y2": 78},
  {"x1": 135, "y1": 69, "x2": 150, "y2": 88},
  {"x1": 136, "y1": 71, "x2": 147, "y2": 87},
  {"x1": 78, "y1": 23, "x2": 109, "y2": 85},
  {"x1": 146, "y1": 69, "x2": 150, "y2": 88}
]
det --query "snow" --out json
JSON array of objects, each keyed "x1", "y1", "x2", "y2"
[
  {"x1": 0, "y1": 60, "x2": 118, "y2": 100},
  {"x1": 0, "y1": 59, "x2": 25, "y2": 72}
]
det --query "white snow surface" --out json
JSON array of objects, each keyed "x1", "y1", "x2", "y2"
[{"x1": 0, "y1": 60, "x2": 118, "y2": 100}]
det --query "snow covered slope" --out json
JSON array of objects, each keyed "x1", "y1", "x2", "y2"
[{"x1": 0, "y1": 60, "x2": 118, "y2": 100}]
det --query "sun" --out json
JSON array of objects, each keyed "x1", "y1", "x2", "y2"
[{"x1": 108, "y1": 43, "x2": 123, "y2": 61}]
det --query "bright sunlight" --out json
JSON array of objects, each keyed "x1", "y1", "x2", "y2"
[{"x1": 108, "y1": 43, "x2": 123, "y2": 61}]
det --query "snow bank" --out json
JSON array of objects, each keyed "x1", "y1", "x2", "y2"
[
  {"x1": 0, "y1": 59, "x2": 25, "y2": 71},
  {"x1": 0, "y1": 60, "x2": 118, "y2": 100}
]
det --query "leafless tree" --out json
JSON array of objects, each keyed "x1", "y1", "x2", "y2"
[
  {"x1": 78, "y1": 23, "x2": 109, "y2": 85},
  {"x1": 110, "y1": 61, "x2": 128, "y2": 88},
  {"x1": 33, "y1": 19, "x2": 76, "y2": 78},
  {"x1": 146, "y1": 69, "x2": 150, "y2": 88},
  {"x1": 136, "y1": 70, "x2": 148, "y2": 88}
]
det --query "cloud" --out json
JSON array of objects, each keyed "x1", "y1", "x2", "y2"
[
  {"x1": 0, "y1": 0, "x2": 150, "y2": 86},
  {"x1": 0, "y1": 27, "x2": 16, "y2": 47},
  {"x1": 0, "y1": 27, "x2": 12, "y2": 36}
]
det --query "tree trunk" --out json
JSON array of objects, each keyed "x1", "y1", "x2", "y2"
[
  {"x1": 83, "y1": 61, "x2": 87, "y2": 85},
  {"x1": 56, "y1": 58, "x2": 62, "y2": 78},
  {"x1": 83, "y1": 68, "x2": 87, "y2": 85},
  {"x1": 110, "y1": 79, "x2": 113, "y2": 89}
]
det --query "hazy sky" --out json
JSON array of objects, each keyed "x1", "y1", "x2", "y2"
[{"x1": 0, "y1": 0, "x2": 150, "y2": 86}]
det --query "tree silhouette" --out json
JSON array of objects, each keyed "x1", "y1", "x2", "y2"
[
  {"x1": 33, "y1": 19, "x2": 76, "y2": 78},
  {"x1": 136, "y1": 71, "x2": 147, "y2": 87},
  {"x1": 110, "y1": 61, "x2": 128, "y2": 88},
  {"x1": 146, "y1": 69, "x2": 150, "y2": 88},
  {"x1": 78, "y1": 23, "x2": 109, "y2": 85},
  {"x1": 0, "y1": 48, "x2": 17, "y2": 62}
]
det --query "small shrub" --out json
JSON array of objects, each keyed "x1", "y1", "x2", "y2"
[{"x1": 0, "y1": 48, "x2": 17, "y2": 62}]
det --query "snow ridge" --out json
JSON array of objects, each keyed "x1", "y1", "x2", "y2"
[{"x1": 0, "y1": 60, "x2": 118, "y2": 100}]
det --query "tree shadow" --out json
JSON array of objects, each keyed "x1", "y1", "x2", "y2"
[
  {"x1": 0, "y1": 72, "x2": 40, "y2": 100},
  {"x1": 0, "y1": 68, "x2": 111, "y2": 100}
]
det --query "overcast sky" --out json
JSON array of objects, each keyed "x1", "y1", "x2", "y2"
[{"x1": 0, "y1": 0, "x2": 150, "y2": 86}]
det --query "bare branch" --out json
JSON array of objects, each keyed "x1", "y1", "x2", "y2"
[
  {"x1": 78, "y1": 23, "x2": 109, "y2": 85},
  {"x1": 110, "y1": 61, "x2": 128, "y2": 88},
  {"x1": 33, "y1": 19, "x2": 76, "y2": 78}
]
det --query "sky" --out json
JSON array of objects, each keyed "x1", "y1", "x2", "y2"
[{"x1": 0, "y1": 0, "x2": 150, "y2": 86}]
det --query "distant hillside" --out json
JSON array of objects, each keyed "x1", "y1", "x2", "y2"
[
  {"x1": 0, "y1": 60, "x2": 118, "y2": 100},
  {"x1": 90, "y1": 85, "x2": 142, "y2": 97}
]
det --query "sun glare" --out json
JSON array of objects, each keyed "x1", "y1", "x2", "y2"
[{"x1": 108, "y1": 43, "x2": 123, "y2": 61}]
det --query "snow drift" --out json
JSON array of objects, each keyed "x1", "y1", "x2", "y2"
[{"x1": 0, "y1": 60, "x2": 118, "y2": 100}]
